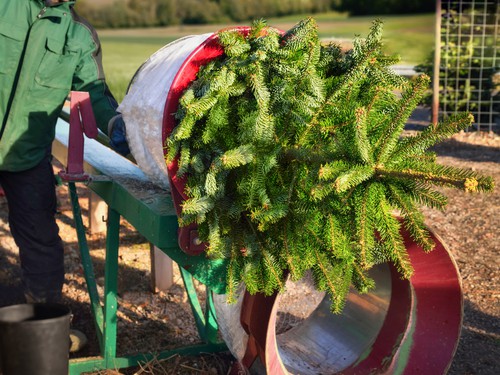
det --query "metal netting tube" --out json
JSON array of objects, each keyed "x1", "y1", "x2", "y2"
[{"x1": 118, "y1": 33, "x2": 213, "y2": 189}]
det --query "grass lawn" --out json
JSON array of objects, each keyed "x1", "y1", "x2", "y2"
[{"x1": 98, "y1": 12, "x2": 435, "y2": 101}]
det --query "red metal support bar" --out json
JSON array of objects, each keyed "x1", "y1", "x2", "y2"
[{"x1": 59, "y1": 91, "x2": 98, "y2": 182}]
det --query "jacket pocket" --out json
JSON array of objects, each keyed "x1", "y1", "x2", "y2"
[
  {"x1": 34, "y1": 36, "x2": 79, "y2": 90},
  {"x1": 0, "y1": 20, "x2": 26, "y2": 74}
]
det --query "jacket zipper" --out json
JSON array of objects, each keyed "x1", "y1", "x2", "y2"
[{"x1": 38, "y1": 7, "x2": 47, "y2": 18}]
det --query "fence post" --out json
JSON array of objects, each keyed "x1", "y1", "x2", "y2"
[{"x1": 432, "y1": 0, "x2": 442, "y2": 126}]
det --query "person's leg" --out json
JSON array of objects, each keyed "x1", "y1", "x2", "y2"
[
  {"x1": 0, "y1": 153, "x2": 64, "y2": 303},
  {"x1": 0, "y1": 162, "x2": 88, "y2": 351}
]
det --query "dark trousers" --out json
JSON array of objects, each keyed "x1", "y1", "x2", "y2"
[{"x1": 0, "y1": 153, "x2": 64, "y2": 302}]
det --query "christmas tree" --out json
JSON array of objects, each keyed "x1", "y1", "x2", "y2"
[{"x1": 166, "y1": 18, "x2": 494, "y2": 313}]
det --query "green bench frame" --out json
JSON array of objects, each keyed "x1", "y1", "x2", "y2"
[{"x1": 53, "y1": 116, "x2": 227, "y2": 374}]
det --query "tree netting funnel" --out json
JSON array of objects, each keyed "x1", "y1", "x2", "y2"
[
  {"x1": 118, "y1": 29, "x2": 463, "y2": 374},
  {"x1": 214, "y1": 228, "x2": 462, "y2": 374},
  {"x1": 119, "y1": 32, "x2": 215, "y2": 191}
]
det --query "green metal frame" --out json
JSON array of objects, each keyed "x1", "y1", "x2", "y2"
[{"x1": 66, "y1": 182, "x2": 227, "y2": 374}]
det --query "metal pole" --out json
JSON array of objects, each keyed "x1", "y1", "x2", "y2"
[
  {"x1": 103, "y1": 207, "x2": 120, "y2": 367},
  {"x1": 432, "y1": 0, "x2": 442, "y2": 126}
]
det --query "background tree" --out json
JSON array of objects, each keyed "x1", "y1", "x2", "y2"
[
  {"x1": 157, "y1": 0, "x2": 180, "y2": 26},
  {"x1": 75, "y1": 0, "x2": 434, "y2": 28},
  {"x1": 336, "y1": 0, "x2": 434, "y2": 15}
]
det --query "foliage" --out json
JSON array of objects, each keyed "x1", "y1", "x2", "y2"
[
  {"x1": 75, "y1": 0, "x2": 432, "y2": 28},
  {"x1": 166, "y1": 18, "x2": 494, "y2": 312},
  {"x1": 75, "y1": 0, "x2": 334, "y2": 28},
  {"x1": 219, "y1": 0, "x2": 332, "y2": 22},
  {"x1": 335, "y1": 0, "x2": 433, "y2": 15}
]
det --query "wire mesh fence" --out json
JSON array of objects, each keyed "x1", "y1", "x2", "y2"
[{"x1": 438, "y1": 0, "x2": 499, "y2": 132}]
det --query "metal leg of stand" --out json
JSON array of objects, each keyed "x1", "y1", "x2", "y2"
[
  {"x1": 67, "y1": 184, "x2": 227, "y2": 374},
  {"x1": 179, "y1": 266, "x2": 220, "y2": 344},
  {"x1": 103, "y1": 207, "x2": 120, "y2": 366},
  {"x1": 68, "y1": 182, "x2": 104, "y2": 348}
]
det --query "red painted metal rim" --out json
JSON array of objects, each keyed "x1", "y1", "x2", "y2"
[
  {"x1": 238, "y1": 229, "x2": 462, "y2": 375},
  {"x1": 162, "y1": 28, "x2": 251, "y2": 209}
]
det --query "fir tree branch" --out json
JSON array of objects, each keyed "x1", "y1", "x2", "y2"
[
  {"x1": 389, "y1": 113, "x2": 474, "y2": 163},
  {"x1": 387, "y1": 184, "x2": 435, "y2": 252},
  {"x1": 283, "y1": 219, "x2": 298, "y2": 277},
  {"x1": 298, "y1": 60, "x2": 372, "y2": 144},
  {"x1": 297, "y1": 22, "x2": 387, "y2": 146},
  {"x1": 334, "y1": 165, "x2": 375, "y2": 193},
  {"x1": 181, "y1": 196, "x2": 214, "y2": 216},
  {"x1": 245, "y1": 216, "x2": 284, "y2": 295},
  {"x1": 283, "y1": 147, "x2": 336, "y2": 165},
  {"x1": 225, "y1": 248, "x2": 241, "y2": 304},
  {"x1": 205, "y1": 170, "x2": 218, "y2": 196},
  {"x1": 352, "y1": 263, "x2": 375, "y2": 293},
  {"x1": 353, "y1": 107, "x2": 373, "y2": 163},
  {"x1": 375, "y1": 200, "x2": 413, "y2": 278},
  {"x1": 171, "y1": 113, "x2": 197, "y2": 142},
  {"x1": 310, "y1": 182, "x2": 337, "y2": 201},
  {"x1": 374, "y1": 74, "x2": 430, "y2": 164},
  {"x1": 203, "y1": 95, "x2": 230, "y2": 144},
  {"x1": 166, "y1": 17, "x2": 495, "y2": 313},
  {"x1": 281, "y1": 17, "x2": 318, "y2": 52},
  {"x1": 206, "y1": 215, "x2": 224, "y2": 256},
  {"x1": 311, "y1": 253, "x2": 352, "y2": 313},
  {"x1": 409, "y1": 182, "x2": 448, "y2": 210},
  {"x1": 218, "y1": 29, "x2": 251, "y2": 57},
  {"x1": 376, "y1": 164, "x2": 494, "y2": 192},
  {"x1": 354, "y1": 183, "x2": 380, "y2": 267},
  {"x1": 178, "y1": 141, "x2": 192, "y2": 176},
  {"x1": 311, "y1": 248, "x2": 338, "y2": 303},
  {"x1": 221, "y1": 144, "x2": 255, "y2": 169},
  {"x1": 242, "y1": 260, "x2": 262, "y2": 295},
  {"x1": 327, "y1": 215, "x2": 339, "y2": 257},
  {"x1": 260, "y1": 250, "x2": 285, "y2": 294},
  {"x1": 318, "y1": 160, "x2": 351, "y2": 181}
]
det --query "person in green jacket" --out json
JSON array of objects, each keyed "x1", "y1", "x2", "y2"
[{"x1": 0, "y1": 0, "x2": 129, "y2": 307}]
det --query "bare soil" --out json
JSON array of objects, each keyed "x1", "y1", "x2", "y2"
[{"x1": 0, "y1": 110, "x2": 498, "y2": 374}]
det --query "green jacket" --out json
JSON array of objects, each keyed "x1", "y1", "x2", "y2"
[{"x1": 0, "y1": 0, "x2": 118, "y2": 171}]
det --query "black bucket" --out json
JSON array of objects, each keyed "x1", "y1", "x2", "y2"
[{"x1": 0, "y1": 303, "x2": 70, "y2": 375}]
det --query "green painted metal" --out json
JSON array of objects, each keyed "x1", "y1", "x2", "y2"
[
  {"x1": 205, "y1": 290, "x2": 220, "y2": 344},
  {"x1": 66, "y1": 185, "x2": 228, "y2": 374},
  {"x1": 69, "y1": 341, "x2": 228, "y2": 374},
  {"x1": 103, "y1": 207, "x2": 120, "y2": 365},
  {"x1": 180, "y1": 267, "x2": 219, "y2": 343},
  {"x1": 88, "y1": 181, "x2": 179, "y2": 248},
  {"x1": 88, "y1": 180, "x2": 229, "y2": 293},
  {"x1": 53, "y1": 118, "x2": 228, "y2": 292},
  {"x1": 68, "y1": 182, "x2": 105, "y2": 349},
  {"x1": 180, "y1": 266, "x2": 209, "y2": 342},
  {"x1": 179, "y1": 266, "x2": 220, "y2": 344},
  {"x1": 56, "y1": 117, "x2": 228, "y2": 374}
]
